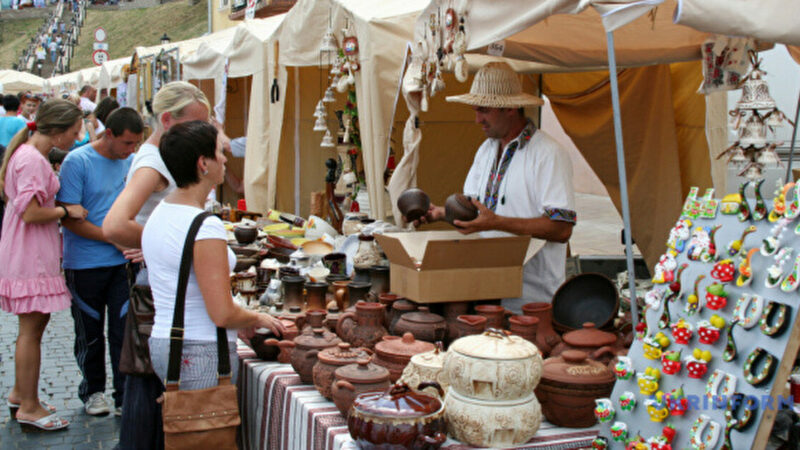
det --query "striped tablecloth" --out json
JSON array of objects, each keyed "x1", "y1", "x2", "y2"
[{"x1": 237, "y1": 347, "x2": 599, "y2": 450}]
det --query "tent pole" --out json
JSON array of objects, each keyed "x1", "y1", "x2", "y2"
[
  {"x1": 606, "y1": 31, "x2": 638, "y2": 327},
  {"x1": 784, "y1": 90, "x2": 800, "y2": 183}
]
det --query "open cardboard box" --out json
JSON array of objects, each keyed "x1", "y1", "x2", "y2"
[{"x1": 375, "y1": 231, "x2": 545, "y2": 303}]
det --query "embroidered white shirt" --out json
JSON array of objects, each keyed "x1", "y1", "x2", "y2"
[{"x1": 463, "y1": 127, "x2": 575, "y2": 312}]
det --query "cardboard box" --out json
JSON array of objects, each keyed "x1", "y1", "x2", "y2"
[{"x1": 375, "y1": 231, "x2": 544, "y2": 303}]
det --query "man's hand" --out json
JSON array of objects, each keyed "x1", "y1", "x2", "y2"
[
  {"x1": 453, "y1": 198, "x2": 498, "y2": 234},
  {"x1": 122, "y1": 248, "x2": 144, "y2": 263},
  {"x1": 412, "y1": 204, "x2": 446, "y2": 227}
]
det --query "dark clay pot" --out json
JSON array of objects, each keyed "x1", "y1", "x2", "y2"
[
  {"x1": 397, "y1": 188, "x2": 431, "y2": 223},
  {"x1": 393, "y1": 307, "x2": 446, "y2": 344},
  {"x1": 332, "y1": 359, "x2": 391, "y2": 416},
  {"x1": 336, "y1": 302, "x2": 388, "y2": 350},
  {"x1": 284, "y1": 327, "x2": 341, "y2": 384},
  {"x1": 234, "y1": 225, "x2": 258, "y2": 244},
  {"x1": 444, "y1": 193, "x2": 478, "y2": 225},
  {"x1": 368, "y1": 265, "x2": 390, "y2": 297},
  {"x1": 305, "y1": 281, "x2": 329, "y2": 312},
  {"x1": 313, "y1": 343, "x2": 371, "y2": 400}
]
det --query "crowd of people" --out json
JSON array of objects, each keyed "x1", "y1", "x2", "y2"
[{"x1": 0, "y1": 81, "x2": 282, "y2": 448}]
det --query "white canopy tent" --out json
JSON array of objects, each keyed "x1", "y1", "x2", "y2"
[
  {"x1": 98, "y1": 57, "x2": 130, "y2": 94},
  {"x1": 0, "y1": 70, "x2": 46, "y2": 94}
]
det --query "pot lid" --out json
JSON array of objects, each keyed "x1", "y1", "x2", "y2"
[
  {"x1": 409, "y1": 346, "x2": 446, "y2": 369},
  {"x1": 293, "y1": 327, "x2": 342, "y2": 349},
  {"x1": 401, "y1": 307, "x2": 445, "y2": 325},
  {"x1": 375, "y1": 333, "x2": 435, "y2": 358},
  {"x1": 335, "y1": 358, "x2": 390, "y2": 384},
  {"x1": 317, "y1": 343, "x2": 369, "y2": 366},
  {"x1": 563, "y1": 322, "x2": 616, "y2": 348},
  {"x1": 392, "y1": 299, "x2": 417, "y2": 312},
  {"x1": 449, "y1": 329, "x2": 539, "y2": 360},
  {"x1": 541, "y1": 350, "x2": 615, "y2": 386},
  {"x1": 352, "y1": 383, "x2": 442, "y2": 418}
]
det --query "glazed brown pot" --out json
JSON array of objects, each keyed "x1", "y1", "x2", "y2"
[
  {"x1": 508, "y1": 315, "x2": 539, "y2": 344},
  {"x1": 549, "y1": 322, "x2": 623, "y2": 365},
  {"x1": 521, "y1": 302, "x2": 562, "y2": 357},
  {"x1": 348, "y1": 383, "x2": 447, "y2": 450},
  {"x1": 234, "y1": 225, "x2": 258, "y2": 244},
  {"x1": 283, "y1": 327, "x2": 342, "y2": 384},
  {"x1": 332, "y1": 359, "x2": 391, "y2": 416},
  {"x1": 373, "y1": 333, "x2": 436, "y2": 382},
  {"x1": 313, "y1": 343, "x2": 371, "y2": 400},
  {"x1": 455, "y1": 315, "x2": 487, "y2": 338},
  {"x1": 444, "y1": 193, "x2": 478, "y2": 225},
  {"x1": 534, "y1": 350, "x2": 616, "y2": 428},
  {"x1": 397, "y1": 188, "x2": 431, "y2": 223},
  {"x1": 250, "y1": 319, "x2": 298, "y2": 361},
  {"x1": 336, "y1": 302, "x2": 388, "y2": 350},
  {"x1": 332, "y1": 280, "x2": 351, "y2": 310},
  {"x1": 393, "y1": 307, "x2": 446, "y2": 343},
  {"x1": 388, "y1": 299, "x2": 417, "y2": 335},
  {"x1": 474, "y1": 304, "x2": 507, "y2": 330}
]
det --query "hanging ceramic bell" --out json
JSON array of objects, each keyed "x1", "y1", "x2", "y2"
[
  {"x1": 313, "y1": 100, "x2": 326, "y2": 118},
  {"x1": 739, "y1": 114, "x2": 768, "y2": 148},
  {"x1": 737, "y1": 68, "x2": 776, "y2": 110},
  {"x1": 730, "y1": 147, "x2": 748, "y2": 165},
  {"x1": 313, "y1": 115, "x2": 328, "y2": 132},
  {"x1": 330, "y1": 63, "x2": 341, "y2": 76},
  {"x1": 756, "y1": 146, "x2": 780, "y2": 165},
  {"x1": 319, "y1": 26, "x2": 339, "y2": 53},
  {"x1": 766, "y1": 109, "x2": 786, "y2": 127},
  {"x1": 323, "y1": 87, "x2": 336, "y2": 103},
  {"x1": 320, "y1": 129, "x2": 335, "y2": 148}
]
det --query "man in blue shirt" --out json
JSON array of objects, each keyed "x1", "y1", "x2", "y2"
[{"x1": 57, "y1": 107, "x2": 143, "y2": 417}]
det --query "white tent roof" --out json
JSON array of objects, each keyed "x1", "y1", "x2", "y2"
[
  {"x1": 225, "y1": 13, "x2": 286, "y2": 78},
  {"x1": 0, "y1": 70, "x2": 45, "y2": 94},
  {"x1": 180, "y1": 26, "x2": 239, "y2": 81},
  {"x1": 675, "y1": 0, "x2": 800, "y2": 46},
  {"x1": 98, "y1": 57, "x2": 130, "y2": 91},
  {"x1": 45, "y1": 71, "x2": 83, "y2": 94}
]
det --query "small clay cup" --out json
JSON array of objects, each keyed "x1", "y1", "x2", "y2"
[
  {"x1": 234, "y1": 225, "x2": 258, "y2": 244},
  {"x1": 397, "y1": 188, "x2": 431, "y2": 222},
  {"x1": 444, "y1": 193, "x2": 478, "y2": 226}
]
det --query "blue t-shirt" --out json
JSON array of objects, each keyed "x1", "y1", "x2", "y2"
[
  {"x1": 57, "y1": 143, "x2": 133, "y2": 269},
  {"x1": 0, "y1": 116, "x2": 27, "y2": 147}
]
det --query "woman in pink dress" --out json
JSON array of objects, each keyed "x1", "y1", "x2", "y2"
[{"x1": 0, "y1": 99, "x2": 87, "y2": 431}]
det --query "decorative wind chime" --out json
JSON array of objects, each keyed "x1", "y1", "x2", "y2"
[
  {"x1": 412, "y1": 2, "x2": 468, "y2": 111},
  {"x1": 316, "y1": 16, "x2": 363, "y2": 212},
  {"x1": 718, "y1": 52, "x2": 793, "y2": 180}
]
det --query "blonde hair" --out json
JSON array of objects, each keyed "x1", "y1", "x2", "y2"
[
  {"x1": 152, "y1": 81, "x2": 210, "y2": 130},
  {"x1": 66, "y1": 93, "x2": 81, "y2": 106},
  {"x1": 0, "y1": 99, "x2": 82, "y2": 194}
]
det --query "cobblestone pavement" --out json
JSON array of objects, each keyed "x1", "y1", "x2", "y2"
[{"x1": 0, "y1": 309, "x2": 120, "y2": 449}]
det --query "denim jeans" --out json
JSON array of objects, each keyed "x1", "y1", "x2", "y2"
[
  {"x1": 65, "y1": 264, "x2": 129, "y2": 408},
  {"x1": 117, "y1": 374, "x2": 164, "y2": 450}
]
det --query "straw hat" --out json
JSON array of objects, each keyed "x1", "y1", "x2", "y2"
[{"x1": 446, "y1": 62, "x2": 543, "y2": 108}]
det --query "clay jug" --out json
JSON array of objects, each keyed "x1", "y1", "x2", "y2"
[
  {"x1": 522, "y1": 302, "x2": 562, "y2": 357},
  {"x1": 442, "y1": 301, "x2": 470, "y2": 345},
  {"x1": 282, "y1": 275, "x2": 306, "y2": 311},
  {"x1": 475, "y1": 304, "x2": 507, "y2": 330},
  {"x1": 456, "y1": 315, "x2": 487, "y2": 338},
  {"x1": 336, "y1": 302, "x2": 388, "y2": 350},
  {"x1": 305, "y1": 281, "x2": 328, "y2": 312},
  {"x1": 508, "y1": 315, "x2": 539, "y2": 345}
]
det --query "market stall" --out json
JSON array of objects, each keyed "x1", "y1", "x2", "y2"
[{"x1": 0, "y1": 70, "x2": 45, "y2": 94}]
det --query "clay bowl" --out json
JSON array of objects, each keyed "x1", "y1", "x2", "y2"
[
  {"x1": 302, "y1": 240, "x2": 334, "y2": 257},
  {"x1": 397, "y1": 188, "x2": 431, "y2": 222},
  {"x1": 234, "y1": 257, "x2": 258, "y2": 272},
  {"x1": 234, "y1": 225, "x2": 258, "y2": 245},
  {"x1": 551, "y1": 273, "x2": 619, "y2": 332},
  {"x1": 444, "y1": 194, "x2": 478, "y2": 226},
  {"x1": 267, "y1": 246, "x2": 295, "y2": 264},
  {"x1": 230, "y1": 244, "x2": 259, "y2": 258}
]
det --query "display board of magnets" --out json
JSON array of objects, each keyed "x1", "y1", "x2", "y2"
[{"x1": 595, "y1": 184, "x2": 800, "y2": 450}]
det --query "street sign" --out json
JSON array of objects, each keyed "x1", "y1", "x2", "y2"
[
  {"x1": 93, "y1": 27, "x2": 107, "y2": 42},
  {"x1": 93, "y1": 42, "x2": 109, "y2": 51},
  {"x1": 92, "y1": 49, "x2": 110, "y2": 66}
]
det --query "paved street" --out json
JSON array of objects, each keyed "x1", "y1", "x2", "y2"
[{"x1": 0, "y1": 309, "x2": 119, "y2": 449}]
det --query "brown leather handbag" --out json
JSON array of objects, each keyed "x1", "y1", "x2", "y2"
[
  {"x1": 119, "y1": 280, "x2": 156, "y2": 375},
  {"x1": 161, "y1": 212, "x2": 240, "y2": 450}
]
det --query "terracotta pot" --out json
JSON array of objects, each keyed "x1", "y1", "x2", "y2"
[
  {"x1": 324, "y1": 305, "x2": 341, "y2": 331},
  {"x1": 374, "y1": 332, "x2": 436, "y2": 382},
  {"x1": 534, "y1": 350, "x2": 616, "y2": 427},
  {"x1": 455, "y1": 315, "x2": 487, "y2": 338},
  {"x1": 445, "y1": 387, "x2": 542, "y2": 448},
  {"x1": 444, "y1": 329, "x2": 542, "y2": 401},
  {"x1": 305, "y1": 281, "x2": 328, "y2": 312},
  {"x1": 368, "y1": 265, "x2": 390, "y2": 297},
  {"x1": 332, "y1": 359, "x2": 391, "y2": 416},
  {"x1": 521, "y1": 302, "x2": 562, "y2": 357},
  {"x1": 378, "y1": 293, "x2": 399, "y2": 328},
  {"x1": 549, "y1": 322, "x2": 622, "y2": 365},
  {"x1": 278, "y1": 306, "x2": 306, "y2": 331},
  {"x1": 399, "y1": 345, "x2": 449, "y2": 398},
  {"x1": 393, "y1": 307, "x2": 447, "y2": 343},
  {"x1": 300, "y1": 309, "x2": 326, "y2": 334},
  {"x1": 283, "y1": 327, "x2": 342, "y2": 384},
  {"x1": 313, "y1": 343, "x2": 371, "y2": 400},
  {"x1": 441, "y1": 302, "x2": 470, "y2": 345},
  {"x1": 348, "y1": 382, "x2": 446, "y2": 450},
  {"x1": 508, "y1": 315, "x2": 539, "y2": 344},
  {"x1": 336, "y1": 302, "x2": 388, "y2": 350},
  {"x1": 282, "y1": 275, "x2": 306, "y2": 311},
  {"x1": 474, "y1": 304, "x2": 507, "y2": 330},
  {"x1": 388, "y1": 299, "x2": 417, "y2": 335}
]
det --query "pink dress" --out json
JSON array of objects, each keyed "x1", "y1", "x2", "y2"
[{"x1": 0, "y1": 144, "x2": 70, "y2": 314}]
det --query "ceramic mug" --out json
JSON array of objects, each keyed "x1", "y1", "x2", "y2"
[{"x1": 323, "y1": 253, "x2": 347, "y2": 276}]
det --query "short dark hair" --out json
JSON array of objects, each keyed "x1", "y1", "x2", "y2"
[
  {"x1": 2, "y1": 95, "x2": 20, "y2": 111},
  {"x1": 159, "y1": 121, "x2": 218, "y2": 188},
  {"x1": 79, "y1": 85, "x2": 93, "y2": 95},
  {"x1": 105, "y1": 107, "x2": 143, "y2": 137},
  {"x1": 94, "y1": 96, "x2": 120, "y2": 123}
]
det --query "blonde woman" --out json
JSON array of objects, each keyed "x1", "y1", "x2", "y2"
[
  {"x1": 103, "y1": 81, "x2": 214, "y2": 450},
  {"x1": 0, "y1": 99, "x2": 88, "y2": 431}
]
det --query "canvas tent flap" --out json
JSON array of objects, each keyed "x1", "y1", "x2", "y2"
[
  {"x1": 181, "y1": 26, "x2": 238, "y2": 81},
  {"x1": 226, "y1": 14, "x2": 286, "y2": 78},
  {"x1": 675, "y1": 0, "x2": 800, "y2": 46},
  {"x1": 0, "y1": 70, "x2": 45, "y2": 94}
]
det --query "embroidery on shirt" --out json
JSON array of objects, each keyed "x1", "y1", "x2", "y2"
[
  {"x1": 545, "y1": 207, "x2": 577, "y2": 224},
  {"x1": 483, "y1": 120, "x2": 535, "y2": 211}
]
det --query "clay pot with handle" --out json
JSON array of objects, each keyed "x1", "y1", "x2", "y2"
[
  {"x1": 373, "y1": 332, "x2": 436, "y2": 382},
  {"x1": 313, "y1": 343, "x2": 371, "y2": 400},
  {"x1": 548, "y1": 322, "x2": 625, "y2": 365},
  {"x1": 393, "y1": 306, "x2": 447, "y2": 343},
  {"x1": 336, "y1": 302, "x2": 388, "y2": 350},
  {"x1": 331, "y1": 358, "x2": 391, "y2": 416},
  {"x1": 521, "y1": 302, "x2": 562, "y2": 356},
  {"x1": 284, "y1": 327, "x2": 342, "y2": 384}
]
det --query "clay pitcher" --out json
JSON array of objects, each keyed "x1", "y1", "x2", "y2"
[
  {"x1": 475, "y1": 304, "x2": 507, "y2": 330},
  {"x1": 522, "y1": 302, "x2": 562, "y2": 357},
  {"x1": 332, "y1": 280, "x2": 351, "y2": 310},
  {"x1": 336, "y1": 302, "x2": 388, "y2": 350},
  {"x1": 508, "y1": 315, "x2": 539, "y2": 345},
  {"x1": 456, "y1": 315, "x2": 487, "y2": 338}
]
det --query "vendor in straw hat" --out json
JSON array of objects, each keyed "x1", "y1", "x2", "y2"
[{"x1": 419, "y1": 61, "x2": 576, "y2": 313}]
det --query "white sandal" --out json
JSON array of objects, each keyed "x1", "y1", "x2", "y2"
[
  {"x1": 7, "y1": 398, "x2": 57, "y2": 417},
  {"x1": 16, "y1": 413, "x2": 69, "y2": 432}
]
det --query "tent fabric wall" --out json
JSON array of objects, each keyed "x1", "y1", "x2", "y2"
[
  {"x1": 541, "y1": 64, "x2": 714, "y2": 269},
  {"x1": 674, "y1": 0, "x2": 800, "y2": 46}
]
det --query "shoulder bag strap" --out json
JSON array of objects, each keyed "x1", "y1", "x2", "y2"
[{"x1": 166, "y1": 211, "x2": 231, "y2": 386}]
